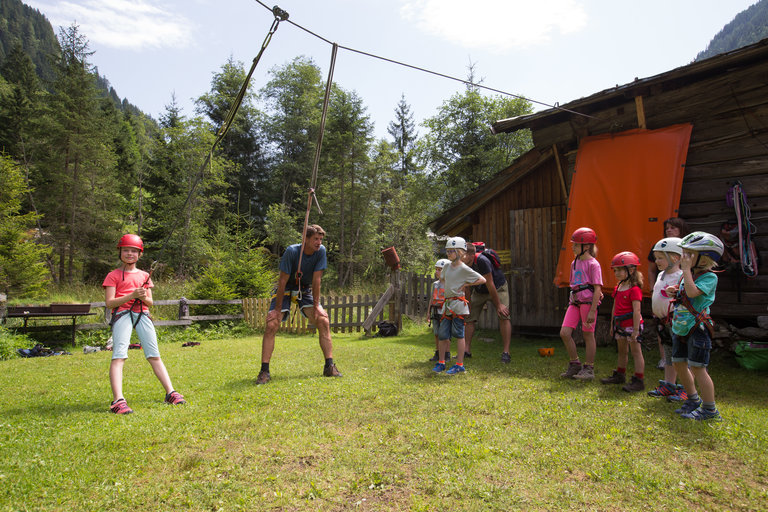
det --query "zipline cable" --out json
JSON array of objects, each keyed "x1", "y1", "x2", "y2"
[{"x1": 251, "y1": 0, "x2": 599, "y2": 120}]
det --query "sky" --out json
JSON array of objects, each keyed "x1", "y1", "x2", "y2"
[{"x1": 22, "y1": 0, "x2": 760, "y2": 140}]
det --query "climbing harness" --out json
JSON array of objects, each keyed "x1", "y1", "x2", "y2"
[
  {"x1": 725, "y1": 180, "x2": 758, "y2": 278},
  {"x1": 673, "y1": 272, "x2": 716, "y2": 339}
]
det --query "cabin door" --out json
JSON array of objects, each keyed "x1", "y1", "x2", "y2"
[{"x1": 507, "y1": 206, "x2": 569, "y2": 329}]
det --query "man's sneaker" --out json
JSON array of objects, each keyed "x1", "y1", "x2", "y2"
[
  {"x1": 600, "y1": 370, "x2": 626, "y2": 385},
  {"x1": 622, "y1": 376, "x2": 645, "y2": 392},
  {"x1": 648, "y1": 381, "x2": 676, "y2": 397},
  {"x1": 445, "y1": 364, "x2": 466, "y2": 375},
  {"x1": 675, "y1": 397, "x2": 702, "y2": 415},
  {"x1": 573, "y1": 366, "x2": 595, "y2": 381},
  {"x1": 429, "y1": 350, "x2": 440, "y2": 362},
  {"x1": 110, "y1": 398, "x2": 133, "y2": 414},
  {"x1": 256, "y1": 370, "x2": 271, "y2": 385},
  {"x1": 560, "y1": 362, "x2": 582, "y2": 379},
  {"x1": 432, "y1": 362, "x2": 446, "y2": 373},
  {"x1": 681, "y1": 406, "x2": 722, "y2": 421},
  {"x1": 501, "y1": 352, "x2": 511, "y2": 364},
  {"x1": 667, "y1": 385, "x2": 688, "y2": 402},
  {"x1": 464, "y1": 352, "x2": 472, "y2": 358},
  {"x1": 323, "y1": 363, "x2": 342, "y2": 377},
  {"x1": 164, "y1": 391, "x2": 186, "y2": 405}
]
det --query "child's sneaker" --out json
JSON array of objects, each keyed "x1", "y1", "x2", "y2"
[
  {"x1": 110, "y1": 398, "x2": 133, "y2": 414},
  {"x1": 600, "y1": 370, "x2": 626, "y2": 385},
  {"x1": 501, "y1": 352, "x2": 511, "y2": 364},
  {"x1": 675, "y1": 397, "x2": 702, "y2": 415},
  {"x1": 445, "y1": 364, "x2": 466, "y2": 375},
  {"x1": 432, "y1": 362, "x2": 446, "y2": 373},
  {"x1": 164, "y1": 391, "x2": 186, "y2": 405},
  {"x1": 573, "y1": 366, "x2": 595, "y2": 380},
  {"x1": 445, "y1": 352, "x2": 452, "y2": 361},
  {"x1": 667, "y1": 385, "x2": 688, "y2": 402},
  {"x1": 429, "y1": 350, "x2": 440, "y2": 362},
  {"x1": 622, "y1": 376, "x2": 645, "y2": 392},
  {"x1": 648, "y1": 381, "x2": 676, "y2": 397},
  {"x1": 560, "y1": 362, "x2": 582, "y2": 379},
  {"x1": 256, "y1": 370, "x2": 271, "y2": 385},
  {"x1": 681, "y1": 406, "x2": 722, "y2": 421}
]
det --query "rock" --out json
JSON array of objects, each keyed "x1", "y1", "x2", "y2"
[
  {"x1": 735, "y1": 326, "x2": 768, "y2": 342},
  {"x1": 757, "y1": 316, "x2": 768, "y2": 330}
]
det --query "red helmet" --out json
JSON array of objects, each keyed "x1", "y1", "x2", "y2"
[
  {"x1": 611, "y1": 251, "x2": 640, "y2": 267},
  {"x1": 571, "y1": 227, "x2": 596, "y2": 244},
  {"x1": 117, "y1": 234, "x2": 144, "y2": 252}
]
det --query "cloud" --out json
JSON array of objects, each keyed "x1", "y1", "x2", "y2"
[
  {"x1": 25, "y1": 0, "x2": 194, "y2": 50},
  {"x1": 400, "y1": 0, "x2": 588, "y2": 52}
]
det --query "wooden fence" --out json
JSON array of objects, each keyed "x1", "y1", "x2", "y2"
[
  {"x1": 80, "y1": 298, "x2": 244, "y2": 330},
  {"x1": 241, "y1": 272, "x2": 504, "y2": 334}
]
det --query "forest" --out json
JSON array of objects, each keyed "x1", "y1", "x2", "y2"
[{"x1": 0, "y1": 0, "x2": 533, "y2": 300}]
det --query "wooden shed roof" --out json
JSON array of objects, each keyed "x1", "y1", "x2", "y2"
[{"x1": 491, "y1": 37, "x2": 768, "y2": 135}]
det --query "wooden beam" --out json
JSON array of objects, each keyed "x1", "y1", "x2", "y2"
[
  {"x1": 552, "y1": 144, "x2": 568, "y2": 202},
  {"x1": 635, "y1": 96, "x2": 647, "y2": 129},
  {"x1": 362, "y1": 284, "x2": 395, "y2": 333}
]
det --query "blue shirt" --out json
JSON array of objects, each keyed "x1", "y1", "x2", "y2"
[{"x1": 279, "y1": 244, "x2": 327, "y2": 291}]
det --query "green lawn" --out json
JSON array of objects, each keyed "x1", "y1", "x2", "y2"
[{"x1": 1, "y1": 326, "x2": 767, "y2": 511}]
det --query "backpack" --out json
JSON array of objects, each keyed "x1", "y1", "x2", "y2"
[
  {"x1": 472, "y1": 241, "x2": 501, "y2": 269},
  {"x1": 376, "y1": 321, "x2": 398, "y2": 337}
]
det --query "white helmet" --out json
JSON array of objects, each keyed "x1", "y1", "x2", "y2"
[
  {"x1": 435, "y1": 258, "x2": 450, "y2": 269},
  {"x1": 679, "y1": 231, "x2": 724, "y2": 261},
  {"x1": 445, "y1": 236, "x2": 467, "y2": 251},
  {"x1": 653, "y1": 237, "x2": 683, "y2": 256}
]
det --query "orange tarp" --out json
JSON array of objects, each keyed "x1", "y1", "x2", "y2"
[{"x1": 554, "y1": 124, "x2": 692, "y2": 295}]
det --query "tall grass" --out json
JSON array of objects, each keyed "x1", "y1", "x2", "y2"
[{"x1": 1, "y1": 324, "x2": 766, "y2": 511}]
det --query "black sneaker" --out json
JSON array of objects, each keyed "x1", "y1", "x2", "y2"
[
  {"x1": 429, "y1": 350, "x2": 440, "y2": 362},
  {"x1": 501, "y1": 352, "x2": 511, "y2": 364},
  {"x1": 464, "y1": 352, "x2": 472, "y2": 358}
]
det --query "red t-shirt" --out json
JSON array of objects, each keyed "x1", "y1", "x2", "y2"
[
  {"x1": 102, "y1": 268, "x2": 153, "y2": 313},
  {"x1": 612, "y1": 285, "x2": 642, "y2": 328}
]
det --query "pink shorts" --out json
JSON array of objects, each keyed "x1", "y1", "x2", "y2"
[{"x1": 562, "y1": 304, "x2": 597, "y2": 332}]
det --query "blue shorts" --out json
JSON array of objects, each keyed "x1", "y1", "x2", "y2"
[
  {"x1": 671, "y1": 325, "x2": 711, "y2": 368},
  {"x1": 111, "y1": 311, "x2": 160, "y2": 360},
  {"x1": 438, "y1": 316, "x2": 465, "y2": 340},
  {"x1": 269, "y1": 288, "x2": 314, "y2": 321}
]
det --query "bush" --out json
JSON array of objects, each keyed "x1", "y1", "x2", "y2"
[{"x1": 0, "y1": 325, "x2": 33, "y2": 360}]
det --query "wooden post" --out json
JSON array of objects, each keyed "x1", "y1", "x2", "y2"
[
  {"x1": 635, "y1": 96, "x2": 647, "y2": 129},
  {"x1": 552, "y1": 144, "x2": 568, "y2": 202},
  {"x1": 392, "y1": 269, "x2": 402, "y2": 331}
]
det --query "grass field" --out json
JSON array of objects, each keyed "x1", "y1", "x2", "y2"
[{"x1": 1, "y1": 325, "x2": 767, "y2": 511}]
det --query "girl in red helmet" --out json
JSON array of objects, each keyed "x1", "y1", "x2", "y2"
[
  {"x1": 601, "y1": 251, "x2": 646, "y2": 392},
  {"x1": 560, "y1": 227, "x2": 603, "y2": 381},
  {"x1": 102, "y1": 234, "x2": 186, "y2": 414}
]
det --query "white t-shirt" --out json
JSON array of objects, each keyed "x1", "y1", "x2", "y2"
[
  {"x1": 651, "y1": 268, "x2": 682, "y2": 319},
  {"x1": 441, "y1": 261, "x2": 483, "y2": 316}
]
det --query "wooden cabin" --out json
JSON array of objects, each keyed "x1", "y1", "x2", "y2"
[{"x1": 430, "y1": 38, "x2": 768, "y2": 333}]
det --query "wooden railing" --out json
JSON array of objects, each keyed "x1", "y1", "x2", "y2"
[{"x1": 81, "y1": 298, "x2": 244, "y2": 330}]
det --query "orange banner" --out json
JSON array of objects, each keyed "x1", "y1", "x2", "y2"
[{"x1": 554, "y1": 124, "x2": 692, "y2": 295}]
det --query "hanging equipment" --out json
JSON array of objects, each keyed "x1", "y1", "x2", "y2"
[{"x1": 295, "y1": 42, "x2": 338, "y2": 295}]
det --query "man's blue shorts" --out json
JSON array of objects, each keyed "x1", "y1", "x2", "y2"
[
  {"x1": 671, "y1": 324, "x2": 712, "y2": 368},
  {"x1": 269, "y1": 288, "x2": 314, "y2": 321},
  {"x1": 438, "y1": 316, "x2": 465, "y2": 340}
]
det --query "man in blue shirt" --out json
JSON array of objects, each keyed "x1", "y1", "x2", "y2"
[
  {"x1": 462, "y1": 242, "x2": 513, "y2": 363},
  {"x1": 256, "y1": 225, "x2": 341, "y2": 384}
]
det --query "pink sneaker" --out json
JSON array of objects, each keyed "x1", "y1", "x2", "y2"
[
  {"x1": 110, "y1": 398, "x2": 133, "y2": 414},
  {"x1": 164, "y1": 391, "x2": 187, "y2": 405}
]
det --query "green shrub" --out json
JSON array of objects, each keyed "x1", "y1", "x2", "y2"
[{"x1": 0, "y1": 325, "x2": 33, "y2": 360}]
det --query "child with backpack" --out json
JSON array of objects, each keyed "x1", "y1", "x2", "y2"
[
  {"x1": 601, "y1": 251, "x2": 646, "y2": 392},
  {"x1": 667, "y1": 232, "x2": 724, "y2": 421},
  {"x1": 103, "y1": 234, "x2": 186, "y2": 414},
  {"x1": 428, "y1": 258, "x2": 451, "y2": 362},
  {"x1": 433, "y1": 237, "x2": 485, "y2": 375},
  {"x1": 560, "y1": 227, "x2": 603, "y2": 380},
  {"x1": 647, "y1": 237, "x2": 687, "y2": 401}
]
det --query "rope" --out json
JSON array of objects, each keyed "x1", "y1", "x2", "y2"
[
  {"x1": 250, "y1": 0, "x2": 599, "y2": 120},
  {"x1": 730, "y1": 181, "x2": 758, "y2": 277},
  {"x1": 294, "y1": 43, "x2": 337, "y2": 296}
]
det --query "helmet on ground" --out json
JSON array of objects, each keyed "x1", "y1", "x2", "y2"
[
  {"x1": 445, "y1": 237, "x2": 467, "y2": 251},
  {"x1": 435, "y1": 258, "x2": 450, "y2": 269},
  {"x1": 611, "y1": 251, "x2": 640, "y2": 268},
  {"x1": 571, "y1": 227, "x2": 597, "y2": 244},
  {"x1": 117, "y1": 234, "x2": 144, "y2": 252},
  {"x1": 653, "y1": 237, "x2": 683, "y2": 256},
  {"x1": 679, "y1": 231, "x2": 724, "y2": 261}
]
